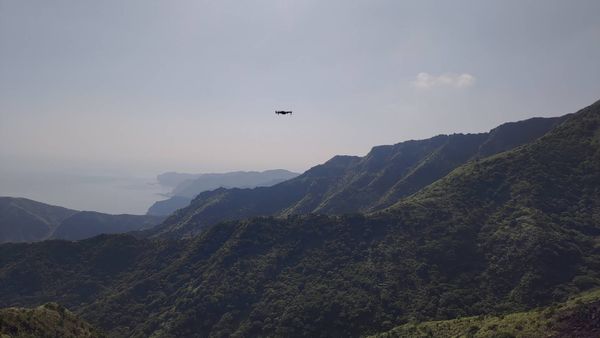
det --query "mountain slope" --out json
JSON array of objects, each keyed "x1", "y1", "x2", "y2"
[
  {"x1": 150, "y1": 114, "x2": 567, "y2": 239},
  {"x1": 51, "y1": 212, "x2": 164, "y2": 241},
  {"x1": 0, "y1": 303, "x2": 104, "y2": 338},
  {"x1": 147, "y1": 169, "x2": 300, "y2": 216},
  {"x1": 0, "y1": 101, "x2": 597, "y2": 337},
  {"x1": 146, "y1": 195, "x2": 192, "y2": 216},
  {"x1": 384, "y1": 99, "x2": 600, "y2": 306},
  {"x1": 172, "y1": 169, "x2": 300, "y2": 198},
  {"x1": 0, "y1": 197, "x2": 77, "y2": 242},
  {"x1": 372, "y1": 288, "x2": 600, "y2": 338},
  {"x1": 0, "y1": 197, "x2": 164, "y2": 243}
]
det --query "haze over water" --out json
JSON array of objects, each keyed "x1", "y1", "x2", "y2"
[{"x1": 0, "y1": 170, "x2": 169, "y2": 214}]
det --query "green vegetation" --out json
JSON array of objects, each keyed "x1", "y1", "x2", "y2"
[
  {"x1": 0, "y1": 303, "x2": 104, "y2": 338},
  {"x1": 373, "y1": 288, "x2": 600, "y2": 338},
  {"x1": 0, "y1": 101, "x2": 597, "y2": 337}
]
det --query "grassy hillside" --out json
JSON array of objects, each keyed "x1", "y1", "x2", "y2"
[
  {"x1": 150, "y1": 115, "x2": 566, "y2": 239},
  {"x1": 0, "y1": 303, "x2": 104, "y2": 338},
  {"x1": 373, "y1": 288, "x2": 600, "y2": 338}
]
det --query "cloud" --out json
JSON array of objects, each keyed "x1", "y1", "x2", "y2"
[{"x1": 412, "y1": 72, "x2": 475, "y2": 89}]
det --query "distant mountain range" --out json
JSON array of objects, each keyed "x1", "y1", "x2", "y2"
[
  {"x1": 0, "y1": 197, "x2": 164, "y2": 243},
  {"x1": 0, "y1": 99, "x2": 598, "y2": 337},
  {"x1": 149, "y1": 114, "x2": 567, "y2": 238},
  {"x1": 147, "y1": 169, "x2": 299, "y2": 216}
]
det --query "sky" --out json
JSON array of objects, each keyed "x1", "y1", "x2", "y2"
[{"x1": 1, "y1": 1, "x2": 600, "y2": 212}]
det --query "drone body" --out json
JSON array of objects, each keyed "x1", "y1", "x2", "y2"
[{"x1": 275, "y1": 110, "x2": 293, "y2": 115}]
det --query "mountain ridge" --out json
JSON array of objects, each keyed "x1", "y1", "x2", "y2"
[
  {"x1": 0, "y1": 197, "x2": 164, "y2": 243},
  {"x1": 149, "y1": 113, "x2": 568, "y2": 239},
  {"x1": 147, "y1": 169, "x2": 299, "y2": 216}
]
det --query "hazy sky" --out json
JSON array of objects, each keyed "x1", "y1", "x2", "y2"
[{"x1": 2, "y1": 0, "x2": 600, "y2": 177}]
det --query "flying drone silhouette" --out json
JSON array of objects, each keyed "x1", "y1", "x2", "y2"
[{"x1": 275, "y1": 110, "x2": 293, "y2": 115}]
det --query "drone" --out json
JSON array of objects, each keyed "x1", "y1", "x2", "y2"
[{"x1": 275, "y1": 110, "x2": 293, "y2": 115}]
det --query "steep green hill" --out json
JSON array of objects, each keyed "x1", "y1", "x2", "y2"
[
  {"x1": 0, "y1": 197, "x2": 164, "y2": 243},
  {"x1": 150, "y1": 114, "x2": 567, "y2": 239},
  {"x1": 0, "y1": 101, "x2": 597, "y2": 337},
  {"x1": 372, "y1": 288, "x2": 600, "y2": 338},
  {"x1": 171, "y1": 169, "x2": 300, "y2": 198},
  {"x1": 0, "y1": 303, "x2": 104, "y2": 338}
]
